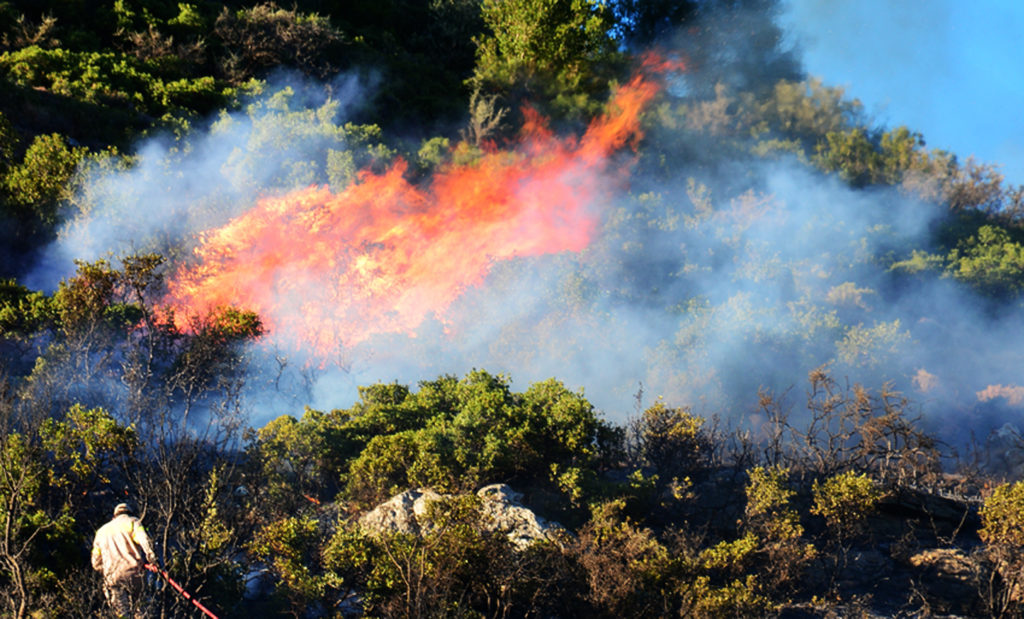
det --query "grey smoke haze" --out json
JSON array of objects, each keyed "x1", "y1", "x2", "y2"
[
  {"x1": 27, "y1": 29, "x2": 1024, "y2": 446},
  {"x1": 27, "y1": 72, "x2": 367, "y2": 289}
]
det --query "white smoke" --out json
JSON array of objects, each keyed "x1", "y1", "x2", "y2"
[{"x1": 23, "y1": 16, "x2": 1024, "y2": 450}]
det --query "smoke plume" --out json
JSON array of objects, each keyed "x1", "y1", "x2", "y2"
[{"x1": 27, "y1": 18, "x2": 1024, "y2": 447}]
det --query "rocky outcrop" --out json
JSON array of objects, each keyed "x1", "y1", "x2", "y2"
[
  {"x1": 358, "y1": 487, "x2": 444, "y2": 537},
  {"x1": 907, "y1": 548, "x2": 980, "y2": 616},
  {"x1": 358, "y1": 484, "x2": 564, "y2": 548}
]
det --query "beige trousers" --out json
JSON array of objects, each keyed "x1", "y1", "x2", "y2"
[{"x1": 103, "y1": 570, "x2": 147, "y2": 619}]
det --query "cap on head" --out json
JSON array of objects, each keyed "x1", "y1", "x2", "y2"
[{"x1": 113, "y1": 503, "x2": 133, "y2": 517}]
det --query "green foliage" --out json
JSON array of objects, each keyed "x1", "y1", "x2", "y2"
[
  {"x1": 0, "y1": 404, "x2": 134, "y2": 618},
  {"x1": 685, "y1": 574, "x2": 770, "y2": 617},
  {"x1": 416, "y1": 135, "x2": 451, "y2": 172},
  {"x1": 744, "y1": 466, "x2": 815, "y2": 589},
  {"x1": 360, "y1": 495, "x2": 498, "y2": 615},
  {"x1": 631, "y1": 400, "x2": 709, "y2": 478},
  {"x1": 203, "y1": 305, "x2": 263, "y2": 342},
  {"x1": 978, "y1": 480, "x2": 1024, "y2": 618},
  {"x1": 196, "y1": 467, "x2": 233, "y2": 556},
  {"x1": 39, "y1": 403, "x2": 136, "y2": 491},
  {"x1": 668, "y1": 78, "x2": 862, "y2": 169},
  {"x1": 980, "y1": 480, "x2": 1024, "y2": 549},
  {"x1": 471, "y1": 0, "x2": 622, "y2": 122},
  {"x1": 746, "y1": 79, "x2": 860, "y2": 146},
  {"x1": 0, "y1": 45, "x2": 230, "y2": 117},
  {"x1": 4, "y1": 132, "x2": 87, "y2": 229},
  {"x1": 745, "y1": 466, "x2": 796, "y2": 522},
  {"x1": 811, "y1": 470, "x2": 881, "y2": 542},
  {"x1": 889, "y1": 249, "x2": 945, "y2": 275},
  {"x1": 250, "y1": 407, "x2": 355, "y2": 516},
  {"x1": 0, "y1": 279, "x2": 53, "y2": 339},
  {"x1": 310, "y1": 493, "x2": 564, "y2": 618},
  {"x1": 345, "y1": 429, "x2": 448, "y2": 503},
  {"x1": 0, "y1": 431, "x2": 58, "y2": 619},
  {"x1": 254, "y1": 371, "x2": 613, "y2": 514},
  {"x1": 0, "y1": 111, "x2": 17, "y2": 174},
  {"x1": 575, "y1": 499, "x2": 676, "y2": 616},
  {"x1": 338, "y1": 371, "x2": 612, "y2": 508},
  {"x1": 250, "y1": 515, "x2": 337, "y2": 613},
  {"x1": 835, "y1": 319, "x2": 910, "y2": 370},
  {"x1": 698, "y1": 533, "x2": 759, "y2": 573},
  {"x1": 946, "y1": 224, "x2": 1024, "y2": 299},
  {"x1": 893, "y1": 211, "x2": 1024, "y2": 302},
  {"x1": 575, "y1": 498, "x2": 781, "y2": 617},
  {"x1": 814, "y1": 128, "x2": 884, "y2": 187},
  {"x1": 51, "y1": 258, "x2": 122, "y2": 340},
  {"x1": 211, "y1": 91, "x2": 395, "y2": 192},
  {"x1": 878, "y1": 126, "x2": 926, "y2": 183}
]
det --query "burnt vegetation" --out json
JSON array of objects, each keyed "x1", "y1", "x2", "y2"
[{"x1": 2, "y1": 1, "x2": 1024, "y2": 617}]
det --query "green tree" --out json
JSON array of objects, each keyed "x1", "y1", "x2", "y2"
[
  {"x1": 629, "y1": 400, "x2": 710, "y2": 480},
  {"x1": 470, "y1": 0, "x2": 621, "y2": 122},
  {"x1": 745, "y1": 79, "x2": 860, "y2": 153},
  {"x1": 338, "y1": 371, "x2": 615, "y2": 509},
  {"x1": 0, "y1": 278, "x2": 53, "y2": 342},
  {"x1": 249, "y1": 406, "x2": 356, "y2": 518},
  {"x1": 946, "y1": 224, "x2": 1024, "y2": 299},
  {"x1": 4, "y1": 132, "x2": 87, "y2": 231},
  {"x1": 878, "y1": 126, "x2": 926, "y2": 183},
  {"x1": 250, "y1": 514, "x2": 339, "y2": 615},
  {"x1": 357, "y1": 495, "x2": 522, "y2": 617},
  {"x1": 814, "y1": 128, "x2": 884, "y2": 187},
  {"x1": 0, "y1": 46, "x2": 230, "y2": 117},
  {"x1": 0, "y1": 432, "x2": 60, "y2": 619},
  {"x1": 0, "y1": 405, "x2": 134, "y2": 619}
]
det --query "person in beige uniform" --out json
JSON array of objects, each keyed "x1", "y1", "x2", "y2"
[{"x1": 92, "y1": 503, "x2": 157, "y2": 618}]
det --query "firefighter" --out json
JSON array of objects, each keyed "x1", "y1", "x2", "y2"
[{"x1": 91, "y1": 502, "x2": 157, "y2": 618}]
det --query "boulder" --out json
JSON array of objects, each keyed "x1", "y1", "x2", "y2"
[
  {"x1": 358, "y1": 484, "x2": 564, "y2": 548},
  {"x1": 907, "y1": 548, "x2": 980, "y2": 614},
  {"x1": 358, "y1": 488, "x2": 445, "y2": 536},
  {"x1": 476, "y1": 483, "x2": 565, "y2": 548}
]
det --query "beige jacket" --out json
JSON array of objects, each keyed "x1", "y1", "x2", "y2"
[{"x1": 91, "y1": 514, "x2": 157, "y2": 585}]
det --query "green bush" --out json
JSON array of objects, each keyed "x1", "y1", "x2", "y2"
[
  {"x1": 0, "y1": 45, "x2": 229, "y2": 117},
  {"x1": 946, "y1": 224, "x2": 1024, "y2": 299},
  {"x1": 811, "y1": 470, "x2": 881, "y2": 542},
  {"x1": 979, "y1": 480, "x2": 1024, "y2": 617},
  {"x1": 744, "y1": 466, "x2": 815, "y2": 589},
  {"x1": 4, "y1": 133, "x2": 87, "y2": 230}
]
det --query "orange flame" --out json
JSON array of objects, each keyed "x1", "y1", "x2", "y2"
[{"x1": 165, "y1": 63, "x2": 676, "y2": 362}]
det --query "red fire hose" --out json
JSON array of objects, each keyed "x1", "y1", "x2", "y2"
[{"x1": 144, "y1": 563, "x2": 219, "y2": 619}]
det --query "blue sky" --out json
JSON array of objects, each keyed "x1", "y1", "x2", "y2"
[{"x1": 778, "y1": 0, "x2": 1024, "y2": 187}]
